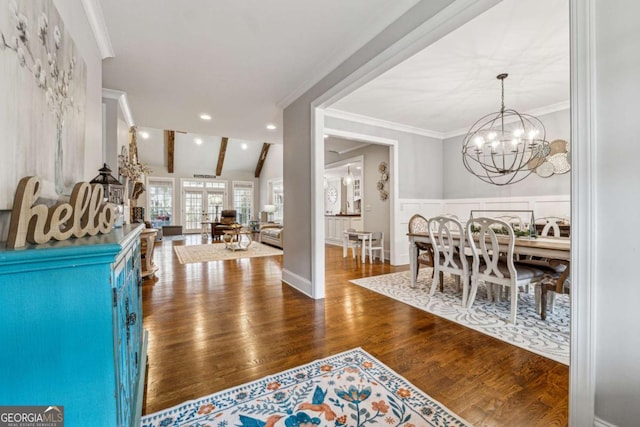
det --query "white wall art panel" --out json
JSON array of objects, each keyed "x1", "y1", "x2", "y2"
[{"x1": 0, "y1": 0, "x2": 87, "y2": 208}]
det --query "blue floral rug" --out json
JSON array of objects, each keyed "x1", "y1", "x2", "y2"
[
  {"x1": 351, "y1": 270, "x2": 570, "y2": 365},
  {"x1": 141, "y1": 348, "x2": 469, "y2": 427}
]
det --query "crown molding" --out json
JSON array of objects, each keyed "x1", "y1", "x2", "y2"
[
  {"x1": 528, "y1": 100, "x2": 571, "y2": 118},
  {"x1": 81, "y1": 0, "x2": 115, "y2": 59},
  {"x1": 276, "y1": 1, "x2": 421, "y2": 110},
  {"x1": 325, "y1": 109, "x2": 444, "y2": 139},
  {"x1": 102, "y1": 89, "x2": 134, "y2": 127},
  {"x1": 442, "y1": 100, "x2": 571, "y2": 140},
  {"x1": 325, "y1": 99, "x2": 571, "y2": 142}
]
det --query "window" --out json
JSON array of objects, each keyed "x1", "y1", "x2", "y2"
[
  {"x1": 233, "y1": 181, "x2": 254, "y2": 225},
  {"x1": 147, "y1": 178, "x2": 174, "y2": 228},
  {"x1": 271, "y1": 179, "x2": 284, "y2": 223}
]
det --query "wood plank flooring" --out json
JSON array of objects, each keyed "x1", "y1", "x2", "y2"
[{"x1": 141, "y1": 235, "x2": 568, "y2": 426}]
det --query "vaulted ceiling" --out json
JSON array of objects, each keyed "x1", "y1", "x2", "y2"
[{"x1": 101, "y1": 0, "x2": 420, "y2": 144}]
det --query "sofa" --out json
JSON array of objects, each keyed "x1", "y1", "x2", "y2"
[{"x1": 259, "y1": 225, "x2": 283, "y2": 249}]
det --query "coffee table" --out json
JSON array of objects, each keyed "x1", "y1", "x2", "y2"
[{"x1": 222, "y1": 228, "x2": 253, "y2": 251}]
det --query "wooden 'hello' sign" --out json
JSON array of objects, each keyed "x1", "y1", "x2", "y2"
[{"x1": 6, "y1": 176, "x2": 117, "y2": 249}]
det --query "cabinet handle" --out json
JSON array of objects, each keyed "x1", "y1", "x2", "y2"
[{"x1": 127, "y1": 313, "x2": 137, "y2": 326}]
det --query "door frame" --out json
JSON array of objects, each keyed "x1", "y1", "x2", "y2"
[
  {"x1": 179, "y1": 178, "x2": 228, "y2": 233},
  {"x1": 308, "y1": 0, "x2": 595, "y2": 424}
]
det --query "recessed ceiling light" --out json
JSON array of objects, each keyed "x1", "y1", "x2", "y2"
[
  {"x1": 194, "y1": 138, "x2": 203, "y2": 145},
  {"x1": 199, "y1": 113, "x2": 212, "y2": 121},
  {"x1": 241, "y1": 143, "x2": 248, "y2": 150},
  {"x1": 266, "y1": 124, "x2": 276, "y2": 130},
  {"x1": 139, "y1": 131, "x2": 149, "y2": 139}
]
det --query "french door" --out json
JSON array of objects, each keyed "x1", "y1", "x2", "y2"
[{"x1": 182, "y1": 180, "x2": 226, "y2": 233}]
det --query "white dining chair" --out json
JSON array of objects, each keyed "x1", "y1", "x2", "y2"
[
  {"x1": 345, "y1": 228, "x2": 361, "y2": 259},
  {"x1": 466, "y1": 217, "x2": 553, "y2": 324},
  {"x1": 428, "y1": 216, "x2": 470, "y2": 306},
  {"x1": 365, "y1": 231, "x2": 384, "y2": 263},
  {"x1": 408, "y1": 214, "x2": 436, "y2": 281}
]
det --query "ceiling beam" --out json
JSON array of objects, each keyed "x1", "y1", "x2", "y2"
[
  {"x1": 254, "y1": 143, "x2": 271, "y2": 178},
  {"x1": 166, "y1": 130, "x2": 175, "y2": 173},
  {"x1": 216, "y1": 137, "x2": 228, "y2": 176}
]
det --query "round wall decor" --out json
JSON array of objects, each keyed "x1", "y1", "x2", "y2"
[{"x1": 378, "y1": 162, "x2": 389, "y2": 201}]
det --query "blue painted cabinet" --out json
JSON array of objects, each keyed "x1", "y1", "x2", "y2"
[{"x1": 0, "y1": 224, "x2": 148, "y2": 427}]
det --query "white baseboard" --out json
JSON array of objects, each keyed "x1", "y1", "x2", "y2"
[
  {"x1": 594, "y1": 417, "x2": 618, "y2": 427},
  {"x1": 282, "y1": 268, "x2": 315, "y2": 298}
]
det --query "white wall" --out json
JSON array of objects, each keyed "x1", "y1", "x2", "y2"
[
  {"x1": 0, "y1": 0, "x2": 103, "y2": 242},
  {"x1": 594, "y1": 0, "x2": 640, "y2": 425},
  {"x1": 258, "y1": 143, "x2": 283, "y2": 209},
  {"x1": 326, "y1": 116, "x2": 443, "y2": 199},
  {"x1": 443, "y1": 109, "x2": 571, "y2": 199},
  {"x1": 101, "y1": 96, "x2": 130, "y2": 170}
]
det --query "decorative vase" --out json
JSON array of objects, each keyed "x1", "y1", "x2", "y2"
[
  {"x1": 55, "y1": 121, "x2": 64, "y2": 195},
  {"x1": 114, "y1": 204, "x2": 124, "y2": 228}
]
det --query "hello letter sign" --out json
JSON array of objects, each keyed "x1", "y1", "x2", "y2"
[{"x1": 6, "y1": 176, "x2": 117, "y2": 249}]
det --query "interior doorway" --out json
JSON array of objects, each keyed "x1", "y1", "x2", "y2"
[{"x1": 322, "y1": 128, "x2": 399, "y2": 267}]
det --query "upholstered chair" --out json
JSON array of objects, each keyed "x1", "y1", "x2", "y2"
[{"x1": 214, "y1": 210, "x2": 238, "y2": 236}]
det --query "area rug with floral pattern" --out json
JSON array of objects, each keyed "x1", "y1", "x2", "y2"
[
  {"x1": 350, "y1": 269, "x2": 569, "y2": 365},
  {"x1": 140, "y1": 348, "x2": 469, "y2": 427}
]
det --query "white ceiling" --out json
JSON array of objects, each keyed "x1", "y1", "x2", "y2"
[
  {"x1": 101, "y1": 0, "x2": 420, "y2": 144},
  {"x1": 100, "y1": 0, "x2": 569, "y2": 173},
  {"x1": 331, "y1": 0, "x2": 570, "y2": 136}
]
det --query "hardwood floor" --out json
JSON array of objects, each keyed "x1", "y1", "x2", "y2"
[{"x1": 141, "y1": 235, "x2": 569, "y2": 426}]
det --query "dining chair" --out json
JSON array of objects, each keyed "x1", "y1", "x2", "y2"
[
  {"x1": 365, "y1": 231, "x2": 384, "y2": 263},
  {"x1": 537, "y1": 217, "x2": 568, "y2": 237},
  {"x1": 408, "y1": 214, "x2": 441, "y2": 288},
  {"x1": 466, "y1": 217, "x2": 554, "y2": 324},
  {"x1": 537, "y1": 261, "x2": 570, "y2": 320},
  {"x1": 494, "y1": 215, "x2": 525, "y2": 231},
  {"x1": 535, "y1": 217, "x2": 571, "y2": 237},
  {"x1": 345, "y1": 228, "x2": 361, "y2": 259},
  {"x1": 520, "y1": 217, "x2": 571, "y2": 317},
  {"x1": 428, "y1": 216, "x2": 470, "y2": 305}
]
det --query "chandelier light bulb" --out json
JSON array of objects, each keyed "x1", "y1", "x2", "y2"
[
  {"x1": 475, "y1": 136, "x2": 485, "y2": 147},
  {"x1": 487, "y1": 132, "x2": 497, "y2": 140}
]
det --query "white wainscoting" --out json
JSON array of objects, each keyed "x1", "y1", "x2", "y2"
[{"x1": 394, "y1": 195, "x2": 570, "y2": 265}]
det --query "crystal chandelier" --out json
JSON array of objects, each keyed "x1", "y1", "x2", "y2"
[{"x1": 462, "y1": 73, "x2": 550, "y2": 186}]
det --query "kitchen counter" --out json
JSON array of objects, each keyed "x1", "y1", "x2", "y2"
[{"x1": 325, "y1": 215, "x2": 363, "y2": 245}]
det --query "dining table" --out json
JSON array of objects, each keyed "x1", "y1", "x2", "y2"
[
  {"x1": 343, "y1": 230, "x2": 373, "y2": 262},
  {"x1": 407, "y1": 232, "x2": 570, "y2": 288}
]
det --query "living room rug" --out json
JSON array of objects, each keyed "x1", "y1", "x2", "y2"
[
  {"x1": 174, "y1": 242, "x2": 283, "y2": 264},
  {"x1": 140, "y1": 348, "x2": 469, "y2": 427},
  {"x1": 350, "y1": 270, "x2": 569, "y2": 365}
]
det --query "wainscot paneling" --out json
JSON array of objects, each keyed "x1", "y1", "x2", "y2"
[{"x1": 394, "y1": 195, "x2": 570, "y2": 265}]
